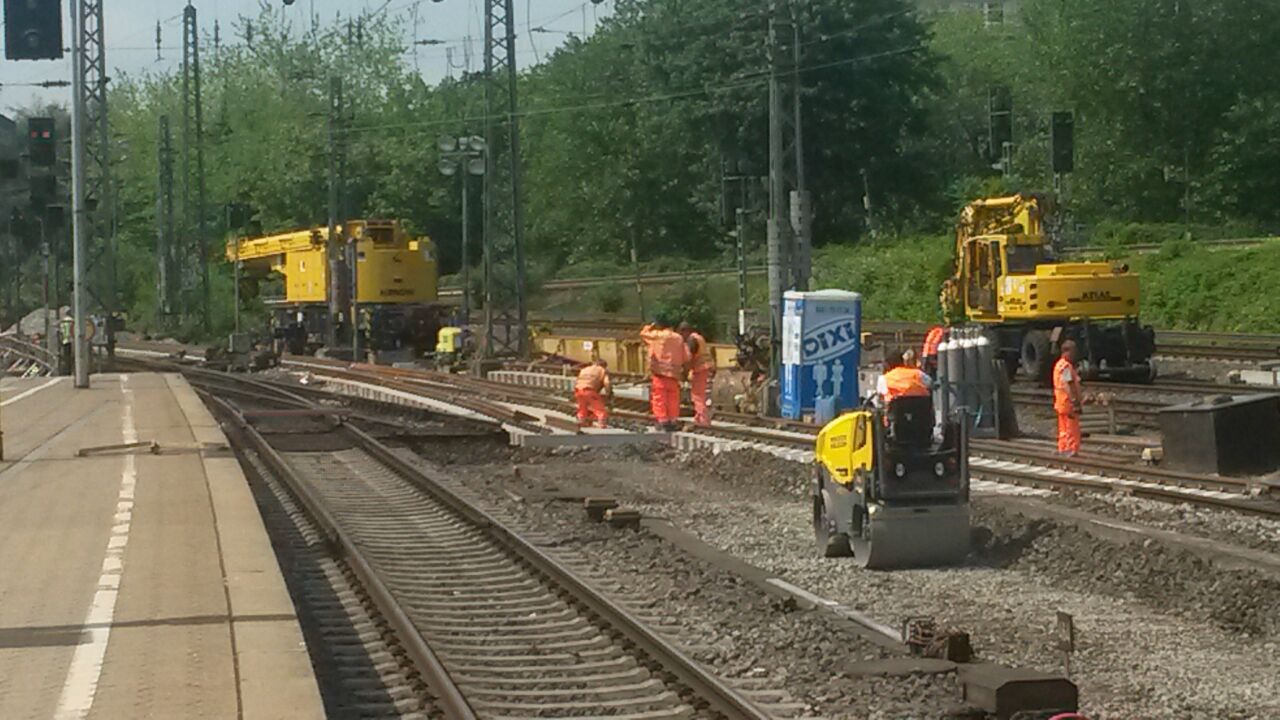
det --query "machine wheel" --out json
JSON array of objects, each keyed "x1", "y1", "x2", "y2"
[
  {"x1": 1020, "y1": 330, "x2": 1052, "y2": 384},
  {"x1": 849, "y1": 505, "x2": 874, "y2": 568},
  {"x1": 813, "y1": 484, "x2": 852, "y2": 558}
]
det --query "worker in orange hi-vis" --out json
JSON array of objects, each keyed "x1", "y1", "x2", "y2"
[
  {"x1": 1053, "y1": 340, "x2": 1084, "y2": 456},
  {"x1": 678, "y1": 322, "x2": 715, "y2": 427},
  {"x1": 640, "y1": 320, "x2": 690, "y2": 431},
  {"x1": 574, "y1": 359, "x2": 611, "y2": 428},
  {"x1": 921, "y1": 325, "x2": 947, "y2": 379},
  {"x1": 876, "y1": 350, "x2": 932, "y2": 405}
]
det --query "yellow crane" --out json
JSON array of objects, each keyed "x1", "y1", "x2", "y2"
[
  {"x1": 228, "y1": 219, "x2": 442, "y2": 360},
  {"x1": 942, "y1": 194, "x2": 1155, "y2": 382}
]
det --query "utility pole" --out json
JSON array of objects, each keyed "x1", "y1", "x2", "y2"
[
  {"x1": 326, "y1": 76, "x2": 345, "y2": 351},
  {"x1": 482, "y1": 0, "x2": 529, "y2": 359},
  {"x1": 460, "y1": 168, "x2": 471, "y2": 324},
  {"x1": 70, "y1": 0, "x2": 111, "y2": 388},
  {"x1": 629, "y1": 227, "x2": 645, "y2": 323},
  {"x1": 183, "y1": 4, "x2": 210, "y2": 330},
  {"x1": 156, "y1": 115, "x2": 175, "y2": 323},
  {"x1": 767, "y1": 0, "x2": 810, "y2": 383}
]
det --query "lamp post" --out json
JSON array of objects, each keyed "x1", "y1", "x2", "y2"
[{"x1": 437, "y1": 135, "x2": 486, "y2": 326}]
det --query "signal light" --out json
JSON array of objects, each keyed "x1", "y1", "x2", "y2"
[
  {"x1": 1051, "y1": 111, "x2": 1075, "y2": 174},
  {"x1": 4, "y1": 0, "x2": 64, "y2": 61},
  {"x1": 27, "y1": 117, "x2": 56, "y2": 167}
]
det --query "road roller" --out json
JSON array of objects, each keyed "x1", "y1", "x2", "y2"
[{"x1": 811, "y1": 395, "x2": 971, "y2": 568}]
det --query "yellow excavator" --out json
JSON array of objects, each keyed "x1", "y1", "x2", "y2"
[{"x1": 943, "y1": 194, "x2": 1155, "y2": 383}]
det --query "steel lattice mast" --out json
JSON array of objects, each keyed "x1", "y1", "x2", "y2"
[
  {"x1": 481, "y1": 0, "x2": 528, "y2": 358},
  {"x1": 70, "y1": 0, "x2": 113, "y2": 387}
]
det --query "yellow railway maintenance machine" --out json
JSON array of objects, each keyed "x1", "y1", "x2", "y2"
[
  {"x1": 813, "y1": 396, "x2": 970, "y2": 569},
  {"x1": 229, "y1": 220, "x2": 442, "y2": 361},
  {"x1": 946, "y1": 193, "x2": 1156, "y2": 383}
]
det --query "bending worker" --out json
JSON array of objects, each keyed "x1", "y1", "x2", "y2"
[
  {"x1": 574, "y1": 359, "x2": 611, "y2": 428},
  {"x1": 641, "y1": 320, "x2": 689, "y2": 431},
  {"x1": 1053, "y1": 340, "x2": 1084, "y2": 456},
  {"x1": 678, "y1": 322, "x2": 715, "y2": 427},
  {"x1": 876, "y1": 350, "x2": 931, "y2": 405}
]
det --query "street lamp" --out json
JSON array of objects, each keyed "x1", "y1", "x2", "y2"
[{"x1": 437, "y1": 135, "x2": 486, "y2": 326}]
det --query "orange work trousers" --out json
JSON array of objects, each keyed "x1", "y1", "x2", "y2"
[
  {"x1": 1057, "y1": 412, "x2": 1081, "y2": 455},
  {"x1": 690, "y1": 370, "x2": 712, "y2": 426},
  {"x1": 650, "y1": 375, "x2": 682, "y2": 425},
  {"x1": 575, "y1": 388, "x2": 608, "y2": 427}
]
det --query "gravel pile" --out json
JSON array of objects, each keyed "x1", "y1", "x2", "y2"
[{"x1": 439, "y1": 441, "x2": 1280, "y2": 718}]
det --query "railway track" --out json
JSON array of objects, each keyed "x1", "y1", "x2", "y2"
[
  {"x1": 185, "y1": 366, "x2": 784, "y2": 720},
  {"x1": 299, "y1": 360, "x2": 1280, "y2": 518}
]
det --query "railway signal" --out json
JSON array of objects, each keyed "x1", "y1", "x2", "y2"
[
  {"x1": 1051, "y1": 111, "x2": 1075, "y2": 174},
  {"x1": 27, "y1": 116, "x2": 56, "y2": 167},
  {"x1": 4, "y1": 0, "x2": 63, "y2": 60}
]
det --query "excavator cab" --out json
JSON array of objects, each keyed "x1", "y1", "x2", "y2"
[{"x1": 812, "y1": 396, "x2": 970, "y2": 569}]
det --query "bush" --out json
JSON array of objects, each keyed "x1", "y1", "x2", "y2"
[
  {"x1": 1135, "y1": 242, "x2": 1280, "y2": 332},
  {"x1": 812, "y1": 236, "x2": 953, "y2": 322},
  {"x1": 588, "y1": 284, "x2": 626, "y2": 314},
  {"x1": 653, "y1": 281, "x2": 717, "y2": 339}
]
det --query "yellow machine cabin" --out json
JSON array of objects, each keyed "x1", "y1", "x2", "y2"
[
  {"x1": 955, "y1": 194, "x2": 1139, "y2": 323},
  {"x1": 228, "y1": 219, "x2": 438, "y2": 306},
  {"x1": 228, "y1": 219, "x2": 443, "y2": 360},
  {"x1": 946, "y1": 194, "x2": 1155, "y2": 382}
]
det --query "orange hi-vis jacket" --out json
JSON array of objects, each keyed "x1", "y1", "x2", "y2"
[
  {"x1": 1053, "y1": 356, "x2": 1081, "y2": 415},
  {"x1": 881, "y1": 366, "x2": 930, "y2": 403},
  {"x1": 687, "y1": 332, "x2": 715, "y2": 373},
  {"x1": 641, "y1": 325, "x2": 689, "y2": 379},
  {"x1": 922, "y1": 326, "x2": 946, "y2": 359},
  {"x1": 575, "y1": 364, "x2": 610, "y2": 393}
]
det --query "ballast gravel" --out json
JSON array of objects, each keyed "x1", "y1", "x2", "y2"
[
  {"x1": 409, "y1": 442, "x2": 972, "y2": 720},
  {"x1": 438, "y1": 440, "x2": 1280, "y2": 719}
]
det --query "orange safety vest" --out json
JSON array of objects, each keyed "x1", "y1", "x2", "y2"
[
  {"x1": 881, "y1": 366, "x2": 930, "y2": 403},
  {"x1": 1052, "y1": 356, "x2": 1081, "y2": 415},
  {"x1": 688, "y1": 332, "x2": 715, "y2": 372},
  {"x1": 575, "y1": 364, "x2": 609, "y2": 393},
  {"x1": 641, "y1": 325, "x2": 689, "y2": 379},
  {"x1": 922, "y1": 326, "x2": 946, "y2": 359}
]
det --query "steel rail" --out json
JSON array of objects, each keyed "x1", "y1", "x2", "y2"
[
  {"x1": 205, "y1": 393, "x2": 479, "y2": 720},
  {"x1": 346, "y1": 423, "x2": 774, "y2": 720},
  {"x1": 195, "y1": 365, "x2": 772, "y2": 719},
  {"x1": 970, "y1": 461, "x2": 1280, "y2": 520}
]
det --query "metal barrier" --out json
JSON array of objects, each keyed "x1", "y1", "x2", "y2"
[{"x1": 0, "y1": 334, "x2": 58, "y2": 375}]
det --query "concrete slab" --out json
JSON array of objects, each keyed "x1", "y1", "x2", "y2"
[
  {"x1": 0, "y1": 373, "x2": 322, "y2": 720},
  {"x1": 510, "y1": 430, "x2": 673, "y2": 449},
  {"x1": 844, "y1": 657, "x2": 958, "y2": 677}
]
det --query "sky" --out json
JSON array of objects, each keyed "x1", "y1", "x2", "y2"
[{"x1": 0, "y1": 0, "x2": 613, "y2": 114}]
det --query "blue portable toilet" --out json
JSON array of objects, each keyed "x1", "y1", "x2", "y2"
[{"x1": 781, "y1": 290, "x2": 862, "y2": 420}]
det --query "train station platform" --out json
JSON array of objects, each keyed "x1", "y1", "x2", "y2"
[{"x1": 0, "y1": 373, "x2": 322, "y2": 719}]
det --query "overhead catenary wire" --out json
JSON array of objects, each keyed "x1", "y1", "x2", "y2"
[{"x1": 339, "y1": 43, "x2": 926, "y2": 139}]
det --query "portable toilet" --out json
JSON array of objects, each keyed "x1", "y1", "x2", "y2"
[{"x1": 781, "y1": 290, "x2": 862, "y2": 420}]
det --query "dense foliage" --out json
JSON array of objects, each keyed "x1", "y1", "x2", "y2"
[{"x1": 3, "y1": 0, "x2": 1279, "y2": 335}]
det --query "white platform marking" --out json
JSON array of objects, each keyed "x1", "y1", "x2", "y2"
[
  {"x1": 0, "y1": 376, "x2": 63, "y2": 407},
  {"x1": 54, "y1": 376, "x2": 138, "y2": 720}
]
